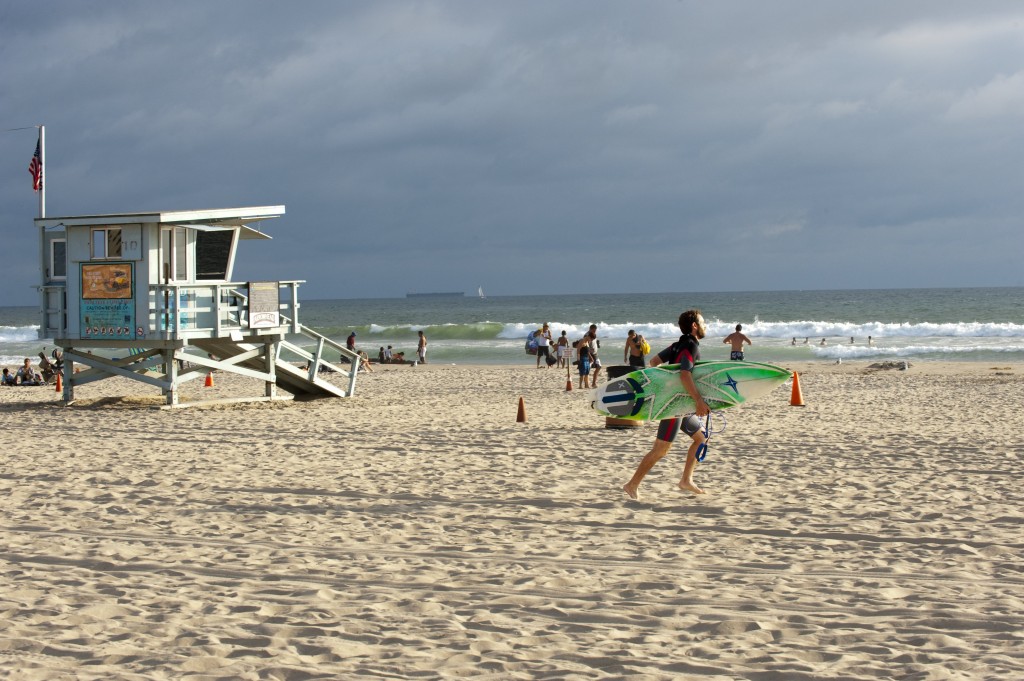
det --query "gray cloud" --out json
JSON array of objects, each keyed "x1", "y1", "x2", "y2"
[{"x1": 2, "y1": 1, "x2": 1023, "y2": 304}]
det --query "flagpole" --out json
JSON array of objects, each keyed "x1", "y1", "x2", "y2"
[{"x1": 38, "y1": 125, "x2": 45, "y2": 218}]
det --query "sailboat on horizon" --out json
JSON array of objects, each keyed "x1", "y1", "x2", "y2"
[{"x1": 478, "y1": 286, "x2": 486, "y2": 299}]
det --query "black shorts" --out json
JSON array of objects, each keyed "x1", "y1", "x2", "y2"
[
  {"x1": 656, "y1": 414, "x2": 703, "y2": 443},
  {"x1": 730, "y1": 351, "x2": 744, "y2": 361},
  {"x1": 628, "y1": 354, "x2": 646, "y2": 368},
  {"x1": 537, "y1": 346, "x2": 550, "y2": 358}
]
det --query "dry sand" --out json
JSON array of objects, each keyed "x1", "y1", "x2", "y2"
[{"x1": 1, "y1": 360, "x2": 1022, "y2": 679}]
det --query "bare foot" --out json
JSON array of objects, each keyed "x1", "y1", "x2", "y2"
[
  {"x1": 622, "y1": 483, "x2": 639, "y2": 500},
  {"x1": 678, "y1": 481, "x2": 705, "y2": 495}
]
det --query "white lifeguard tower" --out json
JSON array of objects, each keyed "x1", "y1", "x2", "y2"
[{"x1": 35, "y1": 205, "x2": 359, "y2": 406}]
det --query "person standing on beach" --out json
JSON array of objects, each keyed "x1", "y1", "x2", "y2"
[
  {"x1": 586, "y1": 324, "x2": 603, "y2": 385},
  {"x1": 417, "y1": 330, "x2": 428, "y2": 364},
  {"x1": 536, "y1": 323, "x2": 553, "y2": 368},
  {"x1": 556, "y1": 330, "x2": 569, "y2": 368},
  {"x1": 575, "y1": 335, "x2": 594, "y2": 389},
  {"x1": 622, "y1": 309, "x2": 709, "y2": 499},
  {"x1": 723, "y1": 324, "x2": 752, "y2": 360},
  {"x1": 624, "y1": 330, "x2": 646, "y2": 368}
]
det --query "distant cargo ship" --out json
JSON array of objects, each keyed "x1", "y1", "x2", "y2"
[{"x1": 406, "y1": 291, "x2": 465, "y2": 298}]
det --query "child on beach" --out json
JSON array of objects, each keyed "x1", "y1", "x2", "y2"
[
  {"x1": 556, "y1": 331, "x2": 569, "y2": 368},
  {"x1": 575, "y1": 336, "x2": 594, "y2": 389}
]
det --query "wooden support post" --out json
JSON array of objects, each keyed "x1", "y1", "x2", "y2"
[
  {"x1": 265, "y1": 341, "x2": 278, "y2": 399},
  {"x1": 164, "y1": 349, "x2": 179, "y2": 406},
  {"x1": 290, "y1": 284, "x2": 300, "y2": 334},
  {"x1": 62, "y1": 355, "x2": 74, "y2": 402}
]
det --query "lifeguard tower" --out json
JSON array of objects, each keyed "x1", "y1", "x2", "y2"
[{"x1": 35, "y1": 205, "x2": 359, "y2": 406}]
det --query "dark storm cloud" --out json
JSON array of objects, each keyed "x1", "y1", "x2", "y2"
[{"x1": 2, "y1": 1, "x2": 1023, "y2": 304}]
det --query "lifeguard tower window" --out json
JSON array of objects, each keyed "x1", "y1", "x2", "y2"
[
  {"x1": 196, "y1": 230, "x2": 232, "y2": 280},
  {"x1": 91, "y1": 227, "x2": 122, "y2": 259},
  {"x1": 50, "y1": 239, "x2": 67, "y2": 279}
]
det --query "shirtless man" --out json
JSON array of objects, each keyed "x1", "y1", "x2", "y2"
[
  {"x1": 624, "y1": 330, "x2": 646, "y2": 368},
  {"x1": 417, "y1": 331, "x2": 428, "y2": 364},
  {"x1": 723, "y1": 324, "x2": 752, "y2": 360},
  {"x1": 622, "y1": 309, "x2": 710, "y2": 499}
]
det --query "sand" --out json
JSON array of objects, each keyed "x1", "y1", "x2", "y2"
[{"x1": 1, "y1": 360, "x2": 1022, "y2": 679}]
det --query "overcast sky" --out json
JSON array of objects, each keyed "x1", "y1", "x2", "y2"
[{"x1": 2, "y1": 1, "x2": 1023, "y2": 305}]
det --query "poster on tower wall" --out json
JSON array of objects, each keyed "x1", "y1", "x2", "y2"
[
  {"x1": 80, "y1": 262, "x2": 137, "y2": 340},
  {"x1": 248, "y1": 281, "x2": 280, "y2": 329}
]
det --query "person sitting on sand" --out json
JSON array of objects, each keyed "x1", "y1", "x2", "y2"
[
  {"x1": 16, "y1": 358, "x2": 41, "y2": 385},
  {"x1": 622, "y1": 309, "x2": 710, "y2": 500},
  {"x1": 1, "y1": 368, "x2": 16, "y2": 386},
  {"x1": 358, "y1": 351, "x2": 374, "y2": 373}
]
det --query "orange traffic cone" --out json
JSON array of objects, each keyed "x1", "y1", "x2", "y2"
[
  {"x1": 790, "y1": 371, "x2": 805, "y2": 406},
  {"x1": 516, "y1": 396, "x2": 527, "y2": 422},
  {"x1": 55, "y1": 371, "x2": 62, "y2": 393},
  {"x1": 205, "y1": 371, "x2": 214, "y2": 388},
  {"x1": 565, "y1": 367, "x2": 573, "y2": 392}
]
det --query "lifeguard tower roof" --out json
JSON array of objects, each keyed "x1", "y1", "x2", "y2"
[{"x1": 35, "y1": 205, "x2": 283, "y2": 239}]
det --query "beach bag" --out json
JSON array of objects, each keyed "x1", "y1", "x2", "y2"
[
  {"x1": 545, "y1": 354, "x2": 557, "y2": 366},
  {"x1": 640, "y1": 338, "x2": 651, "y2": 355},
  {"x1": 525, "y1": 332, "x2": 539, "y2": 355}
]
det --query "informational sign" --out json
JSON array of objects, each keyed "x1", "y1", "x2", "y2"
[
  {"x1": 81, "y1": 262, "x2": 136, "y2": 340},
  {"x1": 248, "y1": 281, "x2": 280, "y2": 329}
]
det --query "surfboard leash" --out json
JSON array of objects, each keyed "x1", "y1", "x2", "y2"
[{"x1": 694, "y1": 410, "x2": 726, "y2": 462}]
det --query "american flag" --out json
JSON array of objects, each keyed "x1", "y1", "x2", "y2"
[{"x1": 29, "y1": 139, "x2": 42, "y2": 192}]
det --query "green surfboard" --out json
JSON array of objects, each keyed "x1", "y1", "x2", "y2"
[{"x1": 591, "y1": 360, "x2": 792, "y2": 421}]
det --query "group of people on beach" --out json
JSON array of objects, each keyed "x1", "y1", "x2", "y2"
[
  {"x1": 531, "y1": 323, "x2": 609, "y2": 388},
  {"x1": 347, "y1": 330, "x2": 428, "y2": 370},
  {"x1": 533, "y1": 320, "x2": 753, "y2": 390},
  {"x1": 1, "y1": 358, "x2": 44, "y2": 386},
  {"x1": 792, "y1": 336, "x2": 873, "y2": 346}
]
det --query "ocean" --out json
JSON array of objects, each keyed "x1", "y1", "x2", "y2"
[{"x1": 2, "y1": 287, "x2": 1022, "y2": 367}]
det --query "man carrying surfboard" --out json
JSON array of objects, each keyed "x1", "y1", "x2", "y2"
[{"x1": 622, "y1": 309, "x2": 710, "y2": 499}]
